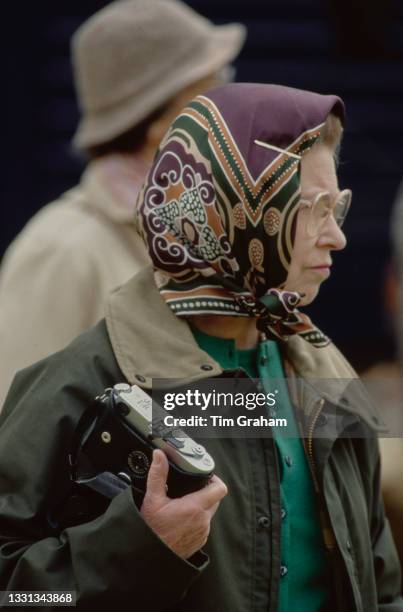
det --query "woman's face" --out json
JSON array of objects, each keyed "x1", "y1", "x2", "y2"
[{"x1": 284, "y1": 143, "x2": 347, "y2": 305}]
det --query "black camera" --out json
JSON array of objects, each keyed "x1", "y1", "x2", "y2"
[{"x1": 70, "y1": 383, "x2": 215, "y2": 501}]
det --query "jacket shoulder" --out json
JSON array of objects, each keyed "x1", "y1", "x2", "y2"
[
  {"x1": 286, "y1": 334, "x2": 357, "y2": 379},
  {"x1": 0, "y1": 320, "x2": 124, "y2": 424}
]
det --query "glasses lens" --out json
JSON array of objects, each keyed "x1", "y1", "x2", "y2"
[
  {"x1": 307, "y1": 193, "x2": 332, "y2": 236},
  {"x1": 334, "y1": 190, "x2": 352, "y2": 228}
]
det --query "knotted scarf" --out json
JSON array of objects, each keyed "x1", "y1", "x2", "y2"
[{"x1": 137, "y1": 83, "x2": 344, "y2": 347}]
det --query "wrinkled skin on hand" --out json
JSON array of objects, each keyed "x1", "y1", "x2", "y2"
[{"x1": 140, "y1": 449, "x2": 228, "y2": 559}]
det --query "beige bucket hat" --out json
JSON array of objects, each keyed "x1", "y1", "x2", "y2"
[{"x1": 72, "y1": 0, "x2": 246, "y2": 150}]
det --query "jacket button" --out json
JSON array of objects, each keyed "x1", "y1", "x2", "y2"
[
  {"x1": 346, "y1": 539, "x2": 352, "y2": 552},
  {"x1": 260, "y1": 355, "x2": 268, "y2": 365},
  {"x1": 280, "y1": 564, "x2": 288, "y2": 577},
  {"x1": 285, "y1": 455, "x2": 293, "y2": 467},
  {"x1": 317, "y1": 414, "x2": 327, "y2": 427},
  {"x1": 135, "y1": 374, "x2": 146, "y2": 382},
  {"x1": 281, "y1": 508, "x2": 287, "y2": 520},
  {"x1": 258, "y1": 516, "x2": 271, "y2": 529},
  {"x1": 201, "y1": 364, "x2": 213, "y2": 371}
]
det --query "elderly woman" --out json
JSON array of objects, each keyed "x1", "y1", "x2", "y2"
[{"x1": 0, "y1": 83, "x2": 401, "y2": 612}]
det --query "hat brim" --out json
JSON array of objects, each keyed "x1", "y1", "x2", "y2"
[{"x1": 73, "y1": 23, "x2": 246, "y2": 150}]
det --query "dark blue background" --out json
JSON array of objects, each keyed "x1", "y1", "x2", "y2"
[{"x1": 2, "y1": 0, "x2": 403, "y2": 370}]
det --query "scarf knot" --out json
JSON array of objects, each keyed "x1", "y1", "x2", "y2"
[{"x1": 235, "y1": 288, "x2": 330, "y2": 347}]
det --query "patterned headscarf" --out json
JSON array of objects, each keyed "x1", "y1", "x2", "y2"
[{"x1": 137, "y1": 83, "x2": 345, "y2": 347}]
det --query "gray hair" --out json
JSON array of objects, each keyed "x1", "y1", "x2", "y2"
[{"x1": 317, "y1": 113, "x2": 343, "y2": 167}]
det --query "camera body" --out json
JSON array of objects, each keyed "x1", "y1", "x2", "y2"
[{"x1": 72, "y1": 383, "x2": 215, "y2": 499}]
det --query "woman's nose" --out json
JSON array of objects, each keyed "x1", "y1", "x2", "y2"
[{"x1": 317, "y1": 215, "x2": 347, "y2": 251}]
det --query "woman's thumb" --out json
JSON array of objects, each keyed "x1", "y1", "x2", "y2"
[{"x1": 145, "y1": 449, "x2": 169, "y2": 498}]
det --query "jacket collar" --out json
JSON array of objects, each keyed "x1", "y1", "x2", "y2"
[
  {"x1": 105, "y1": 267, "x2": 222, "y2": 386},
  {"x1": 105, "y1": 267, "x2": 386, "y2": 431}
]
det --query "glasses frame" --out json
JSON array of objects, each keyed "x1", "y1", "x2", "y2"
[
  {"x1": 299, "y1": 189, "x2": 352, "y2": 238},
  {"x1": 253, "y1": 139, "x2": 352, "y2": 237}
]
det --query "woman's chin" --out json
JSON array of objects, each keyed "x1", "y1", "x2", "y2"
[{"x1": 298, "y1": 284, "x2": 321, "y2": 306}]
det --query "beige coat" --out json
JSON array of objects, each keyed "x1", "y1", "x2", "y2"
[{"x1": 0, "y1": 156, "x2": 150, "y2": 408}]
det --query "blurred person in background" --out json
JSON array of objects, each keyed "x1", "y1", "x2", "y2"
[
  {"x1": 0, "y1": 0, "x2": 245, "y2": 408},
  {"x1": 375, "y1": 180, "x2": 403, "y2": 574},
  {"x1": 361, "y1": 179, "x2": 403, "y2": 576}
]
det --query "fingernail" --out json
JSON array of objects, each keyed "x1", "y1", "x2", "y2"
[{"x1": 153, "y1": 450, "x2": 161, "y2": 465}]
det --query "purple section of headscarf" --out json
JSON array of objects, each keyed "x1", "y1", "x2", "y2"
[{"x1": 206, "y1": 83, "x2": 345, "y2": 181}]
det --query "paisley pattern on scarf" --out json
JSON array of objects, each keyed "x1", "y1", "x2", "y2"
[{"x1": 137, "y1": 84, "x2": 344, "y2": 347}]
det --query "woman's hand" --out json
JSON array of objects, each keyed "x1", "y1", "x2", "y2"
[{"x1": 140, "y1": 449, "x2": 227, "y2": 559}]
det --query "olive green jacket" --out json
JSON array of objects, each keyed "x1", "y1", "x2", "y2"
[{"x1": 0, "y1": 268, "x2": 402, "y2": 611}]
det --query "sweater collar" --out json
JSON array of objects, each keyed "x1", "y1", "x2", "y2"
[
  {"x1": 190, "y1": 325, "x2": 259, "y2": 374},
  {"x1": 81, "y1": 153, "x2": 150, "y2": 225}
]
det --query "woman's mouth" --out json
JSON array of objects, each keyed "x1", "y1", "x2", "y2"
[{"x1": 310, "y1": 265, "x2": 331, "y2": 278}]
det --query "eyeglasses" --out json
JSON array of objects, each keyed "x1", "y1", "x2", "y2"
[
  {"x1": 299, "y1": 189, "x2": 352, "y2": 237},
  {"x1": 253, "y1": 139, "x2": 352, "y2": 236}
]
